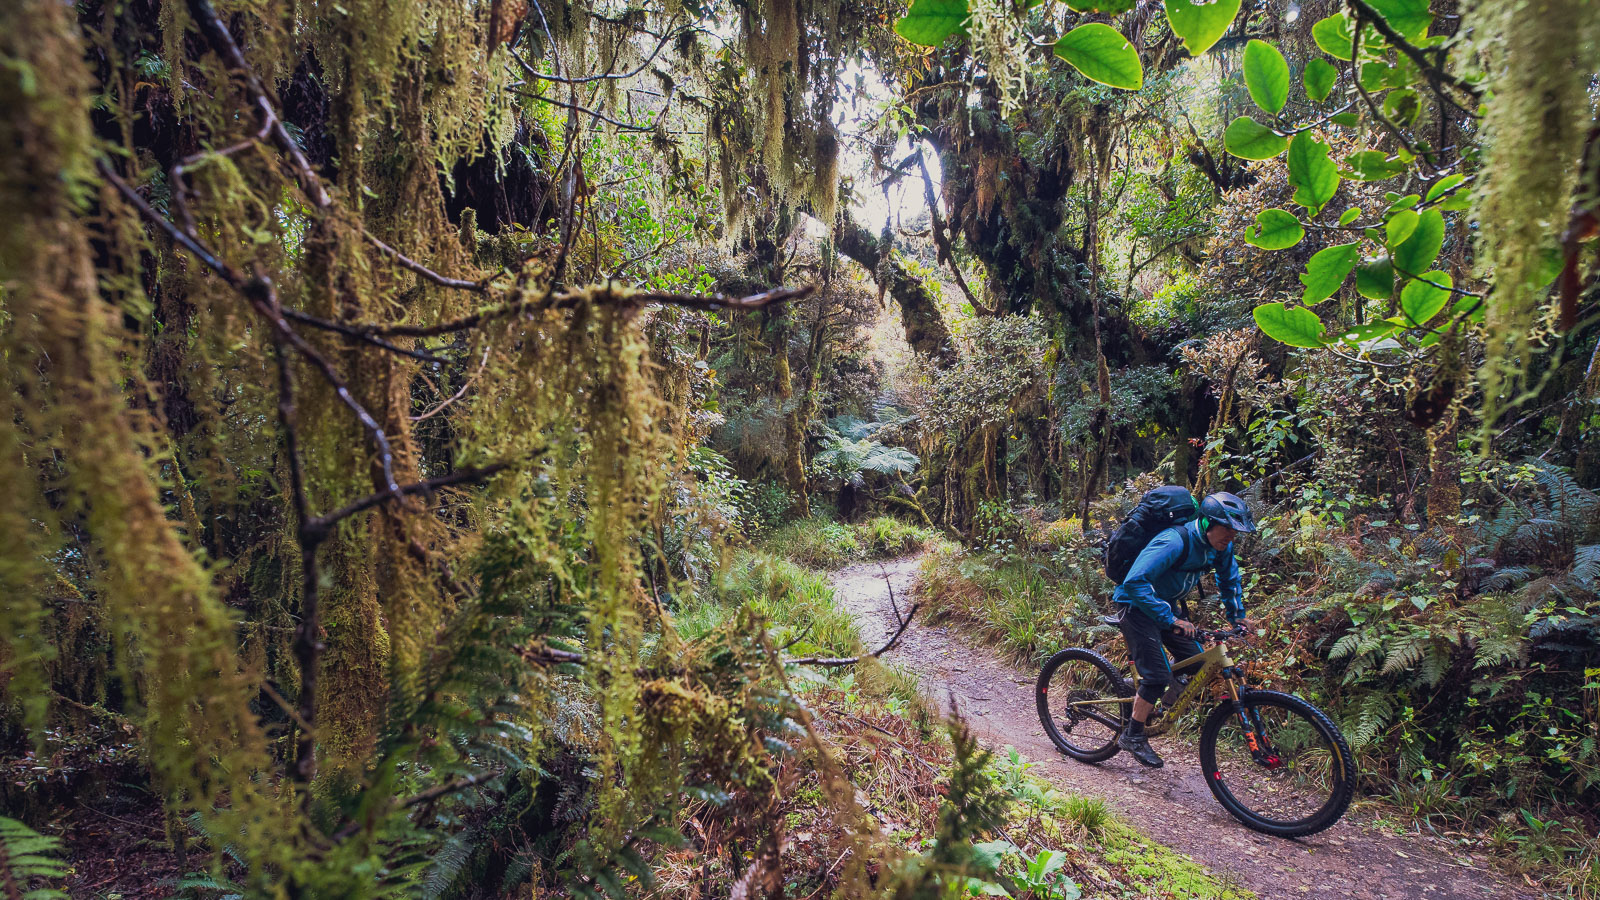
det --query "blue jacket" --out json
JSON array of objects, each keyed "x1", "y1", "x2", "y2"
[{"x1": 1113, "y1": 520, "x2": 1244, "y2": 628}]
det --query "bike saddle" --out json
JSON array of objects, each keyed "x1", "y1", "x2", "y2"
[{"x1": 1098, "y1": 613, "x2": 1126, "y2": 627}]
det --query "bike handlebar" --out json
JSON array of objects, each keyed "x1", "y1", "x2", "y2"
[{"x1": 1194, "y1": 625, "x2": 1247, "y2": 642}]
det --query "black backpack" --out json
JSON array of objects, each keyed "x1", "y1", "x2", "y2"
[{"x1": 1103, "y1": 486, "x2": 1200, "y2": 585}]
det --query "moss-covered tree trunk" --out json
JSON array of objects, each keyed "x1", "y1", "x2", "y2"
[{"x1": 834, "y1": 219, "x2": 957, "y2": 368}]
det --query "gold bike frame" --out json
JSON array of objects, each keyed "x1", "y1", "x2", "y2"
[{"x1": 1061, "y1": 638, "x2": 1242, "y2": 737}]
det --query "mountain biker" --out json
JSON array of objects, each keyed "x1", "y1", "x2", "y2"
[{"x1": 1113, "y1": 491, "x2": 1255, "y2": 768}]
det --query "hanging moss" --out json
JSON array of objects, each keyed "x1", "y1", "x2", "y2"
[{"x1": 1467, "y1": 0, "x2": 1600, "y2": 438}]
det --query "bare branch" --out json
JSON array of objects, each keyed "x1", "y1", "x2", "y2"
[
  {"x1": 99, "y1": 159, "x2": 406, "y2": 505},
  {"x1": 363, "y1": 283, "x2": 817, "y2": 339},
  {"x1": 307, "y1": 459, "x2": 520, "y2": 536},
  {"x1": 362, "y1": 228, "x2": 487, "y2": 291},
  {"x1": 1346, "y1": 19, "x2": 1433, "y2": 171},
  {"x1": 512, "y1": 88, "x2": 665, "y2": 133},
  {"x1": 507, "y1": 23, "x2": 679, "y2": 86},
  {"x1": 918, "y1": 149, "x2": 993, "y2": 316},
  {"x1": 281, "y1": 308, "x2": 452, "y2": 363},
  {"x1": 188, "y1": 0, "x2": 331, "y2": 208},
  {"x1": 788, "y1": 602, "x2": 921, "y2": 667}
]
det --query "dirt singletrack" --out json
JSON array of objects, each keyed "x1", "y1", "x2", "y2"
[{"x1": 832, "y1": 555, "x2": 1537, "y2": 900}]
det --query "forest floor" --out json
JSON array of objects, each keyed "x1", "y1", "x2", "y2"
[{"x1": 834, "y1": 555, "x2": 1542, "y2": 900}]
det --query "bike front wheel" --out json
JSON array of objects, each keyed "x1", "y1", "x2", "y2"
[
  {"x1": 1199, "y1": 689, "x2": 1355, "y2": 837},
  {"x1": 1036, "y1": 648, "x2": 1133, "y2": 763}
]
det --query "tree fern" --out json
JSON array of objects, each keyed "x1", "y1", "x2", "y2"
[{"x1": 0, "y1": 818, "x2": 67, "y2": 900}]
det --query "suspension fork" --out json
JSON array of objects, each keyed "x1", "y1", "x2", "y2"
[{"x1": 1227, "y1": 675, "x2": 1281, "y2": 767}]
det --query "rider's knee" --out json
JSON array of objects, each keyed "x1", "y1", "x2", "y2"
[{"x1": 1136, "y1": 678, "x2": 1165, "y2": 704}]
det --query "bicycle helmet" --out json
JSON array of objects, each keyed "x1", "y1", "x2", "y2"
[{"x1": 1199, "y1": 491, "x2": 1256, "y2": 533}]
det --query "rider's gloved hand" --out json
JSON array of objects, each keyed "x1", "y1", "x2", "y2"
[{"x1": 1172, "y1": 618, "x2": 1198, "y2": 637}]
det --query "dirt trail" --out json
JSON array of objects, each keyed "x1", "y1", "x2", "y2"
[{"x1": 833, "y1": 556, "x2": 1536, "y2": 900}]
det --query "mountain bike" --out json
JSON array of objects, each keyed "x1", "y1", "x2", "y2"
[{"x1": 1035, "y1": 618, "x2": 1354, "y2": 837}]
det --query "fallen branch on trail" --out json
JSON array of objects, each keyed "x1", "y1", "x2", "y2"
[{"x1": 788, "y1": 601, "x2": 920, "y2": 668}]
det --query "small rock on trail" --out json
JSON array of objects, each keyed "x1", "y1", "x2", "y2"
[{"x1": 829, "y1": 555, "x2": 1534, "y2": 900}]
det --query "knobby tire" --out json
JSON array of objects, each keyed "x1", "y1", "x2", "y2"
[{"x1": 1199, "y1": 689, "x2": 1354, "y2": 837}]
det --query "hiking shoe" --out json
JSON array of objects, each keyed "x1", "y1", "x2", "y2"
[{"x1": 1118, "y1": 729, "x2": 1164, "y2": 768}]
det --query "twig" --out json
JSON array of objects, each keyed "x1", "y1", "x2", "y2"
[
  {"x1": 362, "y1": 228, "x2": 487, "y2": 291},
  {"x1": 778, "y1": 623, "x2": 814, "y2": 652},
  {"x1": 306, "y1": 459, "x2": 519, "y2": 537},
  {"x1": 879, "y1": 563, "x2": 903, "y2": 628},
  {"x1": 411, "y1": 346, "x2": 492, "y2": 422},
  {"x1": 1346, "y1": 17, "x2": 1432, "y2": 171},
  {"x1": 512, "y1": 88, "x2": 663, "y2": 133},
  {"x1": 330, "y1": 770, "x2": 504, "y2": 840},
  {"x1": 788, "y1": 602, "x2": 920, "y2": 667},
  {"x1": 1345, "y1": 0, "x2": 1481, "y2": 102},
  {"x1": 507, "y1": 23, "x2": 679, "y2": 86}
]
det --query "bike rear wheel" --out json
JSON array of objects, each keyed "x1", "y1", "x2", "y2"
[
  {"x1": 1199, "y1": 689, "x2": 1354, "y2": 837},
  {"x1": 1036, "y1": 648, "x2": 1133, "y2": 762}
]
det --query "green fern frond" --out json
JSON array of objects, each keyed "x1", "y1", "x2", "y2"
[
  {"x1": 1329, "y1": 632, "x2": 1363, "y2": 660},
  {"x1": 1415, "y1": 643, "x2": 1453, "y2": 687},
  {"x1": 0, "y1": 817, "x2": 68, "y2": 900},
  {"x1": 1569, "y1": 544, "x2": 1600, "y2": 588},
  {"x1": 1381, "y1": 632, "x2": 1426, "y2": 677},
  {"x1": 1342, "y1": 692, "x2": 1398, "y2": 752}
]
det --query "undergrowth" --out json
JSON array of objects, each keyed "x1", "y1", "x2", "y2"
[{"x1": 760, "y1": 515, "x2": 941, "y2": 570}]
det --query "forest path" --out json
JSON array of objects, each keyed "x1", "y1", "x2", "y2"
[{"x1": 831, "y1": 555, "x2": 1537, "y2": 900}]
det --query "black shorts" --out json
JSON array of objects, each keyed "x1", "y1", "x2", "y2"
[{"x1": 1117, "y1": 605, "x2": 1205, "y2": 703}]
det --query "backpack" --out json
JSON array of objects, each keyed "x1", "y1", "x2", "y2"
[{"x1": 1103, "y1": 485, "x2": 1200, "y2": 585}]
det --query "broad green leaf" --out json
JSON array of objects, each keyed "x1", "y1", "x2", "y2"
[
  {"x1": 1385, "y1": 208, "x2": 1419, "y2": 247},
  {"x1": 1245, "y1": 208, "x2": 1305, "y2": 249},
  {"x1": 1383, "y1": 88, "x2": 1422, "y2": 125},
  {"x1": 1355, "y1": 254, "x2": 1395, "y2": 299},
  {"x1": 1066, "y1": 0, "x2": 1137, "y2": 12},
  {"x1": 1343, "y1": 149, "x2": 1407, "y2": 181},
  {"x1": 894, "y1": 0, "x2": 968, "y2": 46},
  {"x1": 1166, "y1": 0, "x2": 1243, "y2": 56},
  {"x1": 1368, "y1": 0, "x2": 1433, "y2": 41},
  {"x1": 1424, "y1": 173, "x2": 1466, "y2": 203},
  {"x1": 1054, "y1": 24, "x2": 1144, "y2": 90},
  {"x1": 1359, "y1": 61, "x2": 1401, "y2": 92},
  {"x1": 1300, "y1": 242, "x2": 1360, "y2": 302},
  {"x1": 1400, "y1": 271, "x2": 1453, "y2": 325},
  {"x1": 1451, "y1": 294, "x2": 1485, "y2": 323},
  {"x1": 1304, "y1": 58, "x2": 1337, "y2": 102},
  {"x1": 1312, "y1": 12, "x2": 1356, "y2": 60},
  {"x1": 1393, "y1": 207, "x2": 1444, "y2": 276},
  {"x1": 1244, "y1": 40, "x2": 1290, "y2": 114},
  {"x1": 1287, "y1": 132, "x2": 1340, "y2": 214},
  {"x1": 1329, "y1": 111, "x2": 1361, "y2": 127},
  {"x1": 1338, "y1": 206, "x2": 1362, "y2": 226},
  {"x1": 1254, "y1": 303, "x2": 1328, "y2": 348},
  {"x1": 1223, "y1": 116, "x2": 1287, "y2": 160},
  {"x1": 1385, "y1": 192, "x2": 1421, "y2": 213},
  {"x1": 1340, "y1": 321, "x2": 1400, "y2": 344}
]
